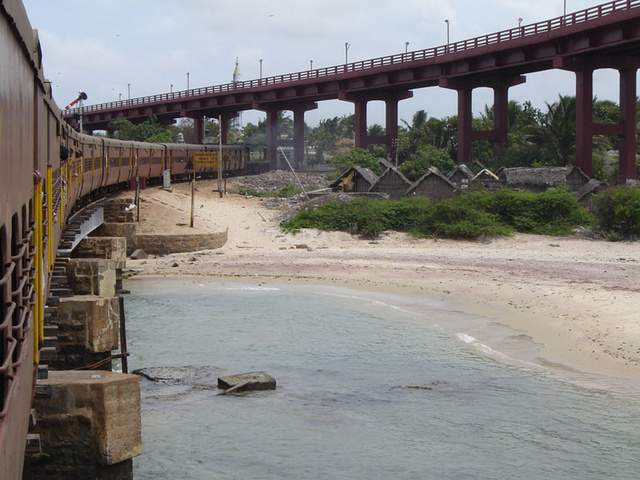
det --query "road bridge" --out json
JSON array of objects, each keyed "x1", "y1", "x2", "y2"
[{"x1": 66, "y1": 0, "x2": 640, "y2": 183}]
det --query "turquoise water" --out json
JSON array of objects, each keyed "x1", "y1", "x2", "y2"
[{"x1": 124, "y1": 278, "x2": 640, "y2": 480}]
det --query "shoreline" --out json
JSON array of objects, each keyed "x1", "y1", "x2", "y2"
[{"x1": 122, "y1": 180, "x2": 640, "y2": 390}]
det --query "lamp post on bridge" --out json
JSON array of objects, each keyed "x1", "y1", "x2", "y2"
[
  {"x1": 127, "y1": 83, "x2": 130, "y2": 102},
  {"x1": 260, "y1": 59, "x2": 263, "y2": 79},
  {"x1": 519, "y1": 17, "x2": 523, "y2": 28},
  {"x1": 187, "y1": 72, "x2": 190, "y2": 91},
  {"x1": 445, "y1": 19, "x2": 450, "y2": 48},
  {"x1": 405, "y1": 41, "x2": 409, "y2": 54},
  {"x1": 564, "y1": 0, "x2": 567, "y2": 16},
  {"x1": 170, "y1": 84, "x2": 173, "y2": 93},
  {"x1": 345, "y1": 42, "x2": 350, "y2": 64},
  {"x1": 310, "y1": 59, "x2": 313, "y2": 70}
]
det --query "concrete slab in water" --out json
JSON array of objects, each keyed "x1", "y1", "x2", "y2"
[{"x1": 217, "y1": 371, "x2": 276, "y2": 395}]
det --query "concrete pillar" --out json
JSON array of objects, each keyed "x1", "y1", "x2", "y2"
[
  {"x1": 618, "y1": 66, "x2": 638, "y2": 184},
  {"x1": 493, "y1": 85, "x2": 510, "y2": 153},
  {"x1": 575, "y1": 66, "x2": 594, "y2": 176},
  {"x1": 457, "y1": 88, "x2": 473, "y2": 165},
  {"x1": 293, "y1": 109, "x2": 306, "y2": 168},
  {"x1": 353, "y1": 100, "x2": 368, "y2": 149},
  {"x1": 266, "y1": 109, "x2": 279, "y2": 169},
  {"x1": 193, "y1": 115, "x2": 205, "y2": 144}
]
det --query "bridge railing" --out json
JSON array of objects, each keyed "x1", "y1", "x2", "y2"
[{"x1": 71, "y1": 0, "x2": 639, "y2": 116}]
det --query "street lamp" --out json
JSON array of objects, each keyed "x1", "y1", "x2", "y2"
[
  {"x1": 345, "y1": 42, "x2": 350, "y2": 64},
  {"x1": 310, "y1": 59, "x2": 313, "y2": 70},
  {"x1": 170, "y1": 84, "x2": 173, "y2": 93},
  {"x1": 564, "y1": 0, "x2": 567, "y2": 16},
  {"x1": 518, "y1": 17, "x2": 523, "y2": 28},
  {"x1": 127, "y1": 83, "x2": 130, "y2": 101},
  {"x1": 445, "y1": 20, "x2": 450, "y2": 47},
  {"x1": 405, "y1": 41, "x2": 409, "y2": 53},
  {"x1": 186, "y1": 72, "x2": 190, "y2": 91},
  {"x1": 260, "y1": 59, "x2": 263, "y2": 79}
]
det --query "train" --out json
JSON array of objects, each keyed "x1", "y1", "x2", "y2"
[{"x1": 1, "y1": 1, "x2": 246, "y2": 477}]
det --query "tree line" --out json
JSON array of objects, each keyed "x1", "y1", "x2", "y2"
[{"x1": 106, "y1": 95, "x2": 640, "y2": 182}]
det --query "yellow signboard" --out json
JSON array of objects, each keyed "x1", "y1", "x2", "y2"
[{"x1": 192, "y1": 152, "x2": 219, "y2": 169}]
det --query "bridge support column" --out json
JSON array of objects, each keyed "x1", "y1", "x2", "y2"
[
  {"x1": 265, "y1": 109, "x2": 279, "y2": 170},
  {"x1": 575, "y1": 66, "x2": 594, "y2": 177},
  {"x1": 457, "y1": 88, "x2": 473, "y2": 165},
  {"x1": 291, "y1": 103, "x2": 318, "y2": 168},
  {"x1": 618, "y1": 66, "x2": 637, "y2": 184},
  {"x1": 218, "y1": 112, "x2": 240, "y2": 145},
  {"x1": 341, "y1": 90, "x2": 412, "y2": 159},
  {"x1": 441, "y1": 75, "x2": 525, "y2": 165},
  {"x1": 192, "y1": 115, "x2": 205, "y2": 144}
]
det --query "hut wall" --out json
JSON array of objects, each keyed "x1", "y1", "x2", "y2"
[
  {"x1": 566, "y1": 169, "x2": 589, "y2": 192},
  {"x1": 370, "y1": 173, "x2": 410, "y2": 199},
  {"x1": 410, "y1": 177, "x2": 458, "y2": 200},
  {"x1": 354, "y1": 176, "x2": 373, "y2": 193}
]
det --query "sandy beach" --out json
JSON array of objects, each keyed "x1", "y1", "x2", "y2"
[{"x1": 123, "y1": 178, "x2": 640, "y2": 387}]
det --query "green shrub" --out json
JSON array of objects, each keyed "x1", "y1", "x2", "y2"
[
  {"x1": 282, "y1": 188, "x2": 593, "y2": 239},
  {"x1": 592, "y1": 186, "x2": 640, "y2": 239},
  {"x1": 240, "y1": 184, "x2": 302, "y2": 198}
]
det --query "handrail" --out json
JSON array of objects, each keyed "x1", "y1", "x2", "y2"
[{"x1": 70, "y1": 0, "x2": 640, "y2": 116}]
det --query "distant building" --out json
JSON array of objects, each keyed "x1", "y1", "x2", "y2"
[
  {"x1": 499, "y1": 166, "x2": 590, "y2": 192},
  {"x1": 407, "y1": 168, "x2": 458, "y2": 200},
  {"x1": 330, "y1": 166, "x2": 379, "y2": 193},
  {"x1": 369, "y1": 167, "x2": 412, "y2": 199}
]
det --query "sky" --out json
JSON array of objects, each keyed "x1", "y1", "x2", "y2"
[{"x1": 22, "y1": 0, "x2": 625, "y2": 128}]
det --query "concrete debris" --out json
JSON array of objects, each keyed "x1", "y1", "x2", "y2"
[
  {"x1": 217, "y1": 371, "x2": 276, "y2": 395},
  {"x1": 130, "y1": 249, "x2": 148, "y2": 260}
]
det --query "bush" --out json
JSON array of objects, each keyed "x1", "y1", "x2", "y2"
[
  {"x1": 282, "y1": 188, "x2": 593, "y2": 240},
  {"x1": 240, "y1": 184, "x2": 301, "y2": 198},
  {"x1": 592, "y1": 186, "x2": 640, "y2": 239}
]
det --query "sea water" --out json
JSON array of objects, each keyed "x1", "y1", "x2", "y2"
[{"x1": 124, "y1": 277, "x2": 640, "y2": 480}]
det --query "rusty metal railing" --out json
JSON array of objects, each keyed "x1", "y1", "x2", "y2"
[
  {"x1": 0, "y1": 221, "x2": 36, "y2": 419},
  {"x1": 70, "y1": 0, "x2": 640, "y2": 116}
]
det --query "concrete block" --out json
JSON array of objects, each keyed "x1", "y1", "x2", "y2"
[
  {"x1": 218, "y1": 371, "x2": 276, "y2": 395},
  {"x1": 73, "y1": 237, "x2": 127, "y2": 269},
  {"x1": 57, "y1": 296, "x2": 119, "y2": 353},
  {"x1": 32, "y1": 370, "x2": 142, "y2": 466},
  {"x1": 66, "y1": 258, "x2": 117, "y2": 297}
]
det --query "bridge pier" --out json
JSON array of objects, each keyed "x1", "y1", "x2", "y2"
[
  {"x1": 257, "y1": 103, "x2": 317, "y2": 170},
  {"x1": 440, "y1": 75, "x2": 525, "y2": 165},
  {"x1": 341, "y1": 90, "x2": 413, "y2": 160},
  {"x1": 555, "y1": 55, "x2": 638, "y2": 182}
]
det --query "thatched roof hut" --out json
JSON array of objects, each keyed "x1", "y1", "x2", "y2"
[
  {"x1": 469, "y1": 168, "x2": 502, "y2": 191},
  {"x1": 447, "y1": 164, "x2": 474, "y2": 186},
  {"x1": 369, "y1": 167, "x2": 412, "y2": 199},
  {"x1": 407, "y1": 168, "x2": 459, "y2": 200},
  {"x1": 329, "y1": 166, "x2": 379, "y2": 193},
  {"x1": 499, "y1": 166, "x2": 590, "y2": 192}
]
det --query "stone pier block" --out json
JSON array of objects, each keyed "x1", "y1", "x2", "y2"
[
  {"x1": 95, "y1": 223, "x2": 138, "y2": 256},
  {"x1": 73, "y1": 237, "x2": 127, "y2": 269},
  {"x1": 31, "y1": 370, "x2": 141, "y2": 466},
  {"x1": 57, "y1": 296, "x2": 119, "y2": 353},
  {"x1": 66, "y1": 258, "x2": 117, "y2": 297}
]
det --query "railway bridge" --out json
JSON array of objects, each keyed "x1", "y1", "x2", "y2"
[{"x1": 66, "y1": 0, "x2": 640, "y2": 184}]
